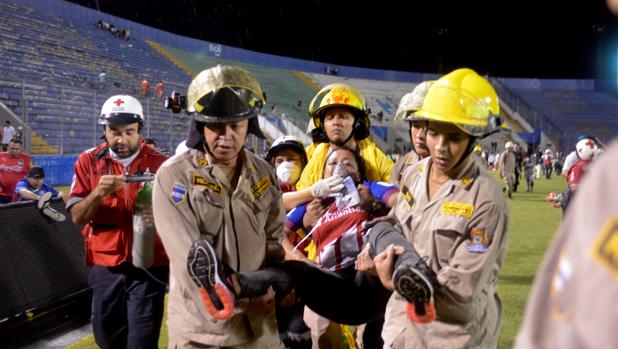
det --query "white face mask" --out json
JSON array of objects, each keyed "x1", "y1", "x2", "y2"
[{"x1": 276, "y1": 161, "x2": 301, "y2": 184}]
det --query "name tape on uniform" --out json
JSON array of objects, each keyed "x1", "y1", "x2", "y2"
[
  {"x1": 192, "y1": 175, "x2": 221, "y2": 194},
  {"x1": 400, "y1": 185, "x2": 415, "y2": 208},
  {"x1": 252, "y1": 176, "x2": 272, "y2": 199},
  {"x1": 441, "y1": 201, "x2": 475, "y2": 219}
]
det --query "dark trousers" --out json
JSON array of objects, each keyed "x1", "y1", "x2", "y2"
[
  {"x1": 237, "y1": 222, "x2": 419, "y2": 326},
  {"x1": 0, "y1": 195, "x2": 12, "y2": 204},
  {"x1": 89, "y1": 263, "x2": 168, "y2": 349}
]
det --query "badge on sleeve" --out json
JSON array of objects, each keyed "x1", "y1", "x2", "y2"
[
  {"x1": 400, "y1": 185, "x2": 415, "y2": 208},
  {"x1": 590, "y1": 215, "x2": 618, "y2": 280},
  {"x1": 170, "y1": 183, "x2": 187, "y2": 205},
  {"x1": 466, "y1": 228, "x2": 490, "y2": 253}
]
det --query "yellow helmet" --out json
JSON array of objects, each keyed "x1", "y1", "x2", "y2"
[
  {"x1": 415, "y1": 68, "x2": 502, "y2": 138},
  {"x1": 473, "y1": 145, "x2": 482, "y2": 152},
  {"x1": 308, "y1": 83, "x2": 367, "y2": 127},
  {"x1": 393, "y1": 81, "x2": 434, "y2": 123},
  {"x1": 308, "y1": 83, "x2": 370, "y2": 141},
  {"x1": 187, "y1": 65, "x2": 265, "y2": 123}
]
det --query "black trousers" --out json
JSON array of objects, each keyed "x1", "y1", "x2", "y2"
[
  {"x1": 237, "y1": 222, "x2": 418, "y2": 326},
  {"x1": 89, "y1": 263, "x2": 168, "y2": 349}
]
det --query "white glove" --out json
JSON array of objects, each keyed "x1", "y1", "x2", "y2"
[{"x1": 310, "y1": 176, "x2": 345, "y2": 198}]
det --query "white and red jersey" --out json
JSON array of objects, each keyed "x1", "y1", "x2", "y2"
[
  {"x1": 68, "y1": 141, "x2": 168, "y2": 267},
  {"x1": 567, "y1": 159, "x2": 591, "y2": 189},
  {"x1": 0, "y1": 152, "x2": 31, "y2": 197}
]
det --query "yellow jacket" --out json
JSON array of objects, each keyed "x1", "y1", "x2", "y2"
[{"x1": 297, "y1": 138, "x2": 394, "y2": 190}]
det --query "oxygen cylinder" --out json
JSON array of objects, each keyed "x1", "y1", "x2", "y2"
[{"x1": 132, "y1": 182, "x2": 155, "y2": 268}]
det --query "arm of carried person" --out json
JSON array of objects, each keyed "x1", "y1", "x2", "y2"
[{"x1": 435, "y1": 202, "x2": 509, "y2": 322}]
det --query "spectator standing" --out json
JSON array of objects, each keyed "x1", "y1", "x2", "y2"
[
  {"x1": 523, "y1": 156, "x2": 534, "y2": 192},
  {"x1": 155, "y1": 80, "x2": 164, "y2": 100},
  {"x1": 140, "y1": 78, "x2": 150, "y2": 97},
  {"x1": 12, "y1": 166, "x2": 65, "y2": 202},
  {"x1": 2, "y1": 120, "x2": 16, "y2": 151},
  {"x1": 67, "y1": 95, "x2": 169, "y2": 349},
  {"x1": 513, "y1": 143, "x2": 523, "y2": 191},
  {"x1": 499, "y1": 141, "x2": 516, "y2": 199},
  {"x1": 97, "y1": 71, "x2": 107, "y2": 91},
  {"x1": 0, "y1": 138, "x2": 32, "y2": 203}
]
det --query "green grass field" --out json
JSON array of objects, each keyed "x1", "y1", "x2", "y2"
[{"x1": 62, "y1": 173, "x2": 566, "y2": 349}]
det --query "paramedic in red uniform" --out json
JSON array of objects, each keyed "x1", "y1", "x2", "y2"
[
  {"x1": 67, "y1": 95, "x2": 168, "y2": 349},
  {"x1": 0, "y1": 137, "x2": 32, "y2": 203}
]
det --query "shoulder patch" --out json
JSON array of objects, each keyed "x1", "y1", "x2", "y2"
[
  {"x1": 418, "y1": 164, "x2": 425, "y2": 173},
  {"x1": 590, "y1": 215, "x2": 618, "y2": 280},
  {"x1": 400, "y1": 185, "x2": 416, "y2": 208},
  {"x1": 466, "y1": 228, "x2": 490, "y2": 253},
  {"x1": 252, "y1": 176, "x2": 272, "y2": 199},
  {"x1": 196, "y1": 156, "x2": 207, "y2": 167},
  {"x1": 170, "y1": 183, "x2": 187, "y2": 205},
  {"x1": 441, "y1": 201, "x2": 474, "y2": 219},
  {"x1": 405, "y1": 155, "x2": 414, "y2": 165},
  {"x1": 192, "y1": 175, "x2": 221, "y2": 194}
]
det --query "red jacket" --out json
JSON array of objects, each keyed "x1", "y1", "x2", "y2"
[{"x1": 68, "y1": 142, "x2": 169, "y2": 267}]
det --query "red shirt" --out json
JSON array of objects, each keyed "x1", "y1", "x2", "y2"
[
  {"x1": 0, "y1": 152, "x2": 31, "y2": 197},
  {"x1": 68, "y1": 142, "x2": 169, "y2": 267},
  {"x1": 567, "y1": 159, "x2": 591, "y2": 189}
]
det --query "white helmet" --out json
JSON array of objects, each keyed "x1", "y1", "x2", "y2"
[
  {"x1": 393, "y1": 81, "x2": 434, "y2": 123},
  {"x1": 505, "y1": 141, "x2": 514, "y2": 149},
  {"x1": 576, "y1": 138, "x2": 597, "y2": 161},
  {"x1": 99, "y1": 95, "x2": 144, "y2": 125}
]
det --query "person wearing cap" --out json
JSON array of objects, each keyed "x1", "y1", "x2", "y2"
[
  {"x1": 365, "y1": 68, "x2": 509, "y2": 348},
  {"x1": 390, "y1": 82, "x2": 432, "y2": 185},
  {"x1": 499, "y1": 141, "x2": 516, "y2": 199},
  {"x1": 284, "y1": 83, "x2": 394, "y2": 211},
  {"x1": 12, "y1": 166, "x2": 64, "y2": 202},
  {"x1": 152, "y1": 65, "x2": 286, "y2": 348},
  {"x1": 0, "y1": 137, "x2": 33, "y2": 204},
  {"x1": 67, "y1": 94, "x2": 169, "y2": 349}
]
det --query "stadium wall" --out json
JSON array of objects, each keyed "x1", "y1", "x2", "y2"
[{"x1": 32, "y1": 155, "x2": 78, "y2": 186}]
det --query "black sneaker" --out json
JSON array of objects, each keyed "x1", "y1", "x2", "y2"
[
  {"x1": 393, "y1": 259, "x2": 437, "y2": 323},
  {"x1": 187, "y1": 239, "x2": 236, "y2": 320}
]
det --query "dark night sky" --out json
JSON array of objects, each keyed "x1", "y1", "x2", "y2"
[{"x1": 67, "y1": 0, "x2": 618, "y2": 79}]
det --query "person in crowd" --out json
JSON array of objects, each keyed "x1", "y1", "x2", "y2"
[
  {"x1": 265, "y1": 135, "x2": 308, "y2": 193},
  {"x1": 67, "y1": 94, "x2": 169, "y2": 349},
  {"x1": 499, "y1": 141, "x2": 516, "y2": 199},
  {"x1": 0, "y1": 137, "x2": 32, "y2": 203},
  {"x1": 546, "y1": 137, "x2": 600, "y2": 215},
  {"x1": 390, "y1": 82, "x2": 432, "y2": 185},
  {"x1": 98, "y1": 71, "x2": 107, "y2": 91},
  {"x1": 12, "y1": 166, "x2": 64, "y2": 202},
  {"x1": 542, "y1": 149, "x2": 553, "y2": 179},
  {"x1": 523, "y1": 155, "x2": 534, "y2": 192},
  {"x1": 2, "y1": 120, "x2": 16, "y2": 151},
  {"x1": 140, "y1": 78, "x2": 150, "y2": 97},
  {"x1": 472, "y1": 144, "x2": 487, "y2": 168},
  {"x1": 152, "y1": 65, "x2": 286, "y2": 348},
  {"x1": 155, "y1": 80, "x2": 164, "y2": 100},
  {"x1": 188, "y1": 145, "x2": 398, "y2": 348},
  {"x1": 514, "y1": 139, "x2": 617, "y2": 349},
  {"x1": 513, "y1": 142, "x2": 523, "y2": 192},
  {"x1": 283, "y1": 83, "x2": 393, "y2": 211}
]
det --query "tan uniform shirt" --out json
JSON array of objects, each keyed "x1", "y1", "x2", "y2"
[
  {"x1": 390, "y1": 150, "x2": 421, "y2": 185},
  {"x1": 153, "y1": 148, "x2": 285, "y2": 347},
  {"x1": 498, "y1": 150, "x2": 516, "y2": 176},
  {"x1": 385, "y1": 156, "x2": 510, "y2": 349},
  {"x1": 514, "y1": 140, "x2": 618, "y2": 349}
]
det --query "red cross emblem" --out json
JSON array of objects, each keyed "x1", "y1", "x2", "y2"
[
  {"x1": 113, "y1": 98, "x2": 124, "y2": 106},
  {"x1": 585, "y1": 140, "x2": 596, "y2": 148}
]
